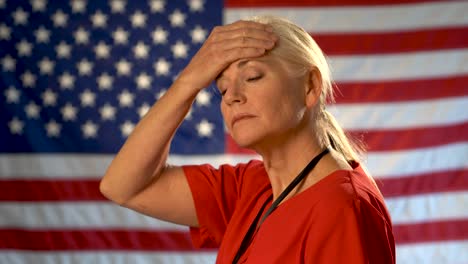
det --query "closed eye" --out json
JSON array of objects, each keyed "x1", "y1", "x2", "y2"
[{"x1": 247, "y1": 75, "x2": 262, "y2": 82}]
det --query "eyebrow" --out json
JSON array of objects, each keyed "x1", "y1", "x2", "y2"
[{"x1": 216, "y1": 59, "x2": 262, "y2": 82}]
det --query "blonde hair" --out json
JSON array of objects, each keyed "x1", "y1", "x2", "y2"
[{"x1": 248, "y1": 15, "x2": 364, "y2": 162}]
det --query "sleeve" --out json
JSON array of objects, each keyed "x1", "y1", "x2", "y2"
[
  {"x1": 305, "y1": 197, "x2": 395, "y2": 264},
  {"x1": 182, "y1": 162, "x2": 250, "y2": 248}
]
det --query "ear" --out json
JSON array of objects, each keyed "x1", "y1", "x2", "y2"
[{"x1": 304, "y1": 67, "x2": 322, "y2": 108}]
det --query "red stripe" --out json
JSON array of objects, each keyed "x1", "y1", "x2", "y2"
[
  {"x1": 0, "y1": 179, "x2": 105, "y2": 201},
  {"x1": 0, "y1": 229, "x2": 208, "y2": 251},
  {"x1": 227, "y1": 122, "x2": 468, "y2": 154},
  {"x1": 348, "y1": 122, "x2": 468, "y2": 152},
  {"x1": 334, "y1": 76, "x2": 468, "y2": 104},
  {"x1": 377, "y1": 169, "x2": 468, "y2": 198},
  {"x1": 393, "y1": 219, "x2": 468, "y2": 244},
  {"x1": 0, "y1": 220, "x2": 465, "y2": 250},
  {"x1": 1, "y1": 169, "x2": 467, "y2": 201},
  {"x1": 315, "y1": 28, "x2": 468, "y2": 55},
  {"x1": 226, "y1": 0, "x2": 446, "y2": 7}
]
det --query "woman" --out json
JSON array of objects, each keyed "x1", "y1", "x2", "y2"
[{"x1": 100, "y1": 16, "x2": 395, "y2": 263}]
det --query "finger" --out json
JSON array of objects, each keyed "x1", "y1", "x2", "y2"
[
  {"x1": 217, "y1": 20, "x2": 273, "y2": 33},
  {"x1": 217, "y1": 36, "x2": 275, "y2": 51},
  {"x1": 224, "y1": 47, "x2": 266, "y2": 62}
]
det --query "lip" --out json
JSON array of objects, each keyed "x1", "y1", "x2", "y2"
[{"x1": 231, "y1": 113, "x2": 256, "y2": 127}]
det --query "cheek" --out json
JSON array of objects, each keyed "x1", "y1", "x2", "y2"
[{"x1": 220, "y1": 103, "x2": 231, "y2": 130}]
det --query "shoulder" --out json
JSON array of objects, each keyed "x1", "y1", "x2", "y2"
[{"x1": 311, "y1": 163, "x2": 390, "y2": 221}]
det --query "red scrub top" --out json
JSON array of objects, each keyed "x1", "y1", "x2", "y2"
[{"x1": 183, "y1": 160, "x2": 395, "y2": 263}]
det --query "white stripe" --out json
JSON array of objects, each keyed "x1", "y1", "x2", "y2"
[
  {"x1": 0, "y1": 154, "x2": 259, "y2": 178},
  {"x1": 0, "y1": 142, "x2": 466, "y2": 179},
  {"x1": 0, "y1": 251, "x2": 217, "y2": 264},
  {"x1": 0, "y1": 202, "x2": 188, "y2": 230},
  {"x1": 330, "y1": 96, "x2": 468, "y2": 130},
  {"x1": 396, "y1": 241, "x2": 468, "y2": 264},
  {"x1": 329, "y1": 49, "x2": 468, "y2": 82},
  {"x1": 366, "y1": 143, "x2": 468, "y2": 179},
  {"x1": 224, "y1": 1, "x2": 468, "y2": 33},
  {"x1": 386, "y1": 191, "x2": 468, "y2": 224},
  {"x1": 0, "y1": 241, "x2": 466, "y2": 264},
  {"x1": 1, "y1": 192, "x2": 466, "y2": 228}
]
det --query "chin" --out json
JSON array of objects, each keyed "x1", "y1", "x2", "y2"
[
  {"x1": 230, "y1": 130, "x2": 261, "y2": 149},
  {"x1": 229, "y1": 129, "x2": 268, "y2": 152}
]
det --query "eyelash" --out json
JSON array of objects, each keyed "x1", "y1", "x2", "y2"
[
  {"x1": 247, "y1": 75, "x2": 262, "y2": 82},
  {"x1": 219, "y1": 75, "x2": 263, "y2": 96}
]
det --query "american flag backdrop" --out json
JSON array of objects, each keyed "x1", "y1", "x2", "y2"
[{"x1": 0, "y1": 0, "x2": 467, "y2": 263}]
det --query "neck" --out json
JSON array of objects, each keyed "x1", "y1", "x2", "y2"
[{"x1": 257, "y1": 128, "x2": 325, "y2": 200}]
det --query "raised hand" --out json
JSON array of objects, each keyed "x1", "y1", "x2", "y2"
[{"x1": 176, "y1": 20, "x2": 278, "y2": 91}]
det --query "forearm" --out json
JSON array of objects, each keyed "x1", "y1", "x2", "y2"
[{"x1": 100, "y1": 80, "x2": 198, "y2": 204}]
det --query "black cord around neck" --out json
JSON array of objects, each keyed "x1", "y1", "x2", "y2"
[{"x1": 232, "y1": 148, "x2": 330, "y2": 264}]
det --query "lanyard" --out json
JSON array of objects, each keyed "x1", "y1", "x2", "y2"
[{"x1": 232, "y1": 148, "x2": 330, "y2": 264}]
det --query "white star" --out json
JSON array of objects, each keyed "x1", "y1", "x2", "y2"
[
  {"x1": 61, "y1": 103, "x2": 78, "y2": 121},
  {"x1": 45, "y1": 119, "x2": 61, "y2": 137},
  {"x1": 4, "y1": 86, "x2": 20, "y2": 103},
  {"x1": 42, "y1": 89, "x2": 58, "y2": 106},
  {"x1": 38, "y1": 57, "x2": 55, "y2": 75},
  {"x1": 12, "y1": 8, "x2": 29, "y2": 25},
  {"x1": 100, "y1": 103, "x2": 116, "y2": 120},
  {"x1": 136, "y1": 72, "x2": 152, "y2": 89},
  {"x1": 196, "y1": 90, "x2": 211, "y2": 106},
  {"x1": 151, "y1": 26, "x2": 168, "y2": 44},
  {"x1": 118, "y1": 89, "x2": 134, "y2": 107},
  {"x1": 8, "y1": 117, "x2": 24, "y2": 135},
  {"x1": 70, "y1": 0, "x2": 86, "y2": 13},
  {"x1": 77, "y1": 58, "x2": 93, "y2": 76},
  {"x1": 190, "y1": 25, "x2": 207, "y2": 43},
  {"x1": 120, "y1": 120, "x2": 135, "y2": 137},
  {"x1": 133, "y1": 41, "x2": 149, "y2": 59},
  {"x1": 196, "y1": 119, "x2": 214, "y2": 137},
  {"x1": 21, "y1": 71, "x2": 36, "y2": 87},
  {"x1": 130, "y1": 10, "x2": 146, "y2": 28},
  {"x1": 0, "y1": 23, "x2": 11, "y2": 40},
  {"x1": 156, "y1": 89, "x2": 166, "y2": 99},
  {"x1": 91, "y1": 10, "x2": 107, "y2": 28},
  {"x1": 110, "y1": 0, "x2": 126, "y2": 13},
  {"x1": 169, "y1": 9, "x2": 186, "y2": 27},
  {"x1": 16, "y1": 39, "x2": 33, "y2": 57},
  {"x1": 74, "y1": 27, "x2": 89, "y2": 44},
  {"x1": 58, "y1": 72, "x2": 75, "y2": 89},
  {"x1": 34, "y1": 26, "x2": 51, "y2": 43},
  {"x1": 149, "y1": 0, "x2": 165, "y2": 13},
  {"x1": 154, "y1": 58, "x2": 171, "y2": 76},
  {"x1": 188, "y1": 0, "x2": 204, "y2": 12},
  {"x1": 80, "y1": 89, "x2": 96, "y2": 107},
  {"x1": 30, "y1": 0, "x2": 47, "y2": 12},
  {"x1": 138, "y1": 103, "x2": 151, "y2": 118},
  {"x1": 97, "y1": 72, "x2": 113, "y2": 90},
  {"x1": 115, "y1": 59, "x2": 132, "y2": 76},
  {"x1": 56, "y1": 41, "x2": 72, "y2": 58},
  {"x1": 94, "y1": 41, "x2": 111, "y2": 59},
  {"x1": 112, "y1": 27, "x2": 129, "y2": 45},
  {"x1": 25, "y1": 101, "x2": 41, "y2": 118},
  {"x1": 51, "y1": 10, "x2": 68, "y2": 27},
  {"x1": 1, "y1": 55, "x2": 16, "y2": 71},
  {"x1": 185, "y1": 107, "x2": 193, "y2": 120},
  {"x1": 171, "y1": 41, "x2": 189, "y2": 58},
  {"x1": 82, "y1": 120, "x2": 98, "y2": 138}
]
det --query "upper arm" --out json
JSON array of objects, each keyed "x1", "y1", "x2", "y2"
[{"x1": 122, "y1": 165, "x2": 199, "y2": 227}]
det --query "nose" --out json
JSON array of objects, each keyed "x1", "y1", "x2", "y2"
[{"x1": 223, "y1": 81, "x2": 246, "y2": 106}]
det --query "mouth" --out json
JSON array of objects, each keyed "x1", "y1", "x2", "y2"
[{"x1": 231, "y1": 113, "x2": 256, "y2": 127}]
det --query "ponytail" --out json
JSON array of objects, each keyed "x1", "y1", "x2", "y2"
[{"x1": 320, "y1": 109, "x2": 365, "y2": 163}]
